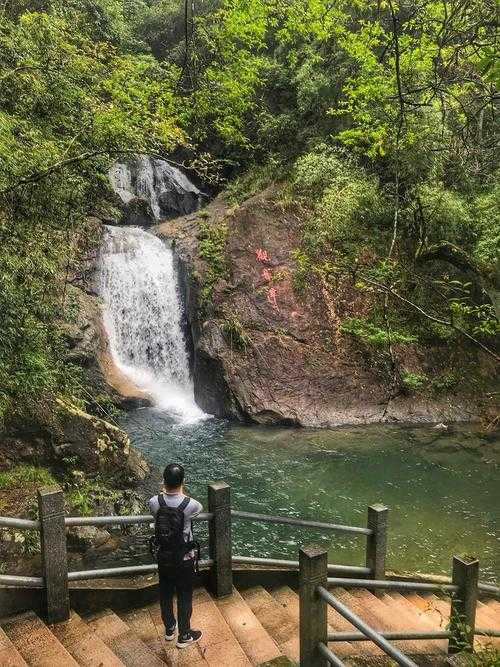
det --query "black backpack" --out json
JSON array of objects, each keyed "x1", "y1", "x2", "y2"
[{"x1": 149, "y1": 495, "x2": 199, "y2": 567}]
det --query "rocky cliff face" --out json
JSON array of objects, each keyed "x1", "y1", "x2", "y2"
[{"x1": 156, "y1": 188, "x2": 485, "y2": 427}]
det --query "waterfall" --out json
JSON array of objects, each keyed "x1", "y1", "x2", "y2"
[
  {"x1": 97, "y1": 225, "x2": 206, "y2": 423},
  {"x1": 109, "y1": 155, "x2": 205, "y2": 220}
]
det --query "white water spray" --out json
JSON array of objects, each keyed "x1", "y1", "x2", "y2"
[{"x1": 97, "y1": 225, "x2": 206, "y2": 423}]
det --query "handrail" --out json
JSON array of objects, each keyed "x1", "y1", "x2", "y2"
[
  {"x1": 318, "y1": 642, "x2": 346, "y2": 666},
  {"x1": 231, "y1": 510, "x2": 372, "y2": 536},
  {"x1": 67, "y1": 559, "x2": 214, "y2": 582},
  {"x1": 232, "y1": 555, "x2": 371, "y2": 576},
  {"x1": 64, "y1": 512, "x2": 213, "y2": 527},
  {"x1": 475, "y1": 628, "x2": 500, "y2": 637},
  {"x1": 0, "y1": 517, "x2": 40, "y2": 530},
  {"x1": 0, "y1": 574, "x2": 44, "y2": 588},
  {"x1": 478, "y1": 582, "x2": 500, "y2": 596},
  {"x1": 329, "y1": 630, "x2": 452, "y2": 641},
  {"x1": 327, "y1": 576, "x2": 459, "y2": 594},
  {"x1": 317, "y1": 586, "x2": 418, "y2": 667}
]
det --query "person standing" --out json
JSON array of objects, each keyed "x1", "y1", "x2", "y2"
[{"x1": 149, "y1": 463, "x2": 203, "y2": 648}]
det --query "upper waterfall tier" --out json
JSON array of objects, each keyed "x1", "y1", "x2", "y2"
[
  {"x1": 97, "y1": 225, "x2": 207, "y2": 423},
  {"x1": 109, "y1": 155, "x2": 206, "y2": 223}
]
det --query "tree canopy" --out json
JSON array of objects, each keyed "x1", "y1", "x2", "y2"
[{"x1": 0, "y1": 0, "x2": 498, "y2": 424}]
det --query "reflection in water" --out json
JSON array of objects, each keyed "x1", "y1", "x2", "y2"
[{"x1": 110, "y1": 411, "x2": 499, "y2": 582}]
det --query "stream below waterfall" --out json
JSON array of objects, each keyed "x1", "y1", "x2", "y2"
[{"x1": 94, "y1": 183, "x2": 499, "y2": 585}]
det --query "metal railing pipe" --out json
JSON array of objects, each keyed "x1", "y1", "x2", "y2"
[
  {"x1": 0, "y1": 574, "x2": 44, "y2": 587},
  {"x1": 231, "y1": 510, "x2": 372, "y2": 536},
  {"x1": 232, "y1": 555, "x2": 371, "y2": 576},
  {"x1": 328, "y1": 631, "x2": 451, "y2": 642},
  {"x1": 317, "y1": 586, "x2": 417, "y2": 667},
  {"x1": 64, "y1": 512, "x2": 213, "y2": 527},
  {"x1": 318, "y1": 642, "x2": 346, "y2": 666},
  {"x1": 67, "y1": 559, "x2": 214, "y2": 582},
  {"x1": 478, "y1": 582, "x2": 500, "y2": 596},
  {"x1": 327, "y1": 577, "x2": 458, "y2": 594},
  {"x1": 475, "y1": 629, "x2": 500, "y2": 638},
  {"x1": 0, "y1": 517, "x2": 40, "y2": 530}
]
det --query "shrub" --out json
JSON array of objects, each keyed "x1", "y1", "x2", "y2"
[
  {"x1": 401, "y1": 372, "x2": 428, "y2": 392},
  {"x1": 341, "y1": 317, "x2": 418, "y2": 347}
]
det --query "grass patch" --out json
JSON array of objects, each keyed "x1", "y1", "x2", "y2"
[
  {"x1": 222, "y1": 314, "x2": 251, "y2": 351},
  {"x1": 198, "y1": 219, "x2": 229, "y2": 304},
  {"x1": 0, "y1": 466, "x2": 56, "y2": 490}
]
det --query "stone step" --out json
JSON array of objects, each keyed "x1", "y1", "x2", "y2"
[
  {"x1": 475, "y1": 601, "x2": 500, "y2": 648},
  {"x1": 330, "y1": 588, "x2": 386, "y2": 656},
  {"x1": 384, "y1": 592, "x2": 447, "y2": 653},
  {"x1": 215, "y1": 587, "x2": 283, "y2": 665},
  {"x1": 0, "y1": 626, "x2": 29, "y2": 666},
  {"x1": 1, "y1": 611, "x2": 78, "y2": 666},
  {"x1": 121, "y1": 602, "x2": 208, "y2": 666},
  {"x1": 85, "y1": 608, "x2": 166, "y2": 666},
  {"x1": 268, "y1": 585, "x2": 355, "y2": 657},
  {"x1": 350, "y1": 589, "x2": 445, "y2": 655},
  {"x1": 241, "y1": 586, "x2": 300, "y2": 662},
  {"x1": 189, "y1": 588, "x2": 252, "y2": 666},
  {"x1": 50, "y1": 610, "x2": 125, "y2": 667},
  {"x1": 416, "y1": 594, "x2": 493, "y2": 651}
]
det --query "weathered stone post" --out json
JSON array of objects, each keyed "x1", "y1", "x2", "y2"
[
  {"x1": 208, "y1": 481, "x2": 232, "y2": 598},
  {"x1": 299, "y1": 545, "x2": 328, "y2": 667},
  {"x1": 366, "y1": 504, "x2": 388, "y2": 594},
  {"x1": 448, "y1": 555, "x2": 479, "y2": 654},
  {"x1": 37, "y1": 486, "x2": 69, "y2": 623}
]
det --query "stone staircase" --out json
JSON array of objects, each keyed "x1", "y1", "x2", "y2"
[{"x1": 0, "y1": 585, "x2": 498, "y2": 666}]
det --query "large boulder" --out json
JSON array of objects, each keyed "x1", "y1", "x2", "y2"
[{"x1": 50, "y1": 398, "x2": 149, "y2": 484}]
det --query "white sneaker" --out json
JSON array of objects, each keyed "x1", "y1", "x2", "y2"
[{"x1": 176, "y1": 629, "x2": 203, "y2": 648}]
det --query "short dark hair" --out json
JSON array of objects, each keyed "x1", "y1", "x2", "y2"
[{"x1": 163, "y1": 463, "x2": 185, "y2": 489}]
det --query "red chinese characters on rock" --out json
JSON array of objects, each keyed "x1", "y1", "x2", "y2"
[
  {"x1": 255, "y1": 248, "x2": 269, "y2": 262},
  {"x1": 267, "y1": 287, "x2": 278, "y2": 308},
  {"x1": 255, "y1": 247, "x2": 278, "y2": 308}
]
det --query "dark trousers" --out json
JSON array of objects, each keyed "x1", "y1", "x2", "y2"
[{"x1": 158, "y1": 558, "x2": 195, "y2": 635}]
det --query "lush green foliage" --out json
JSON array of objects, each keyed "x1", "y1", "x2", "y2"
[
  {"x1": 0, "y1": 0, "x2": 498, "y2": 425},
  {"x1": 0, "y1": 0, "x2": 184, "y2": 424}
]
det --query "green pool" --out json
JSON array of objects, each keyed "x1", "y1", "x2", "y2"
[{"x1": 120, "y1": 410, "x2": 500, "y2": 583}]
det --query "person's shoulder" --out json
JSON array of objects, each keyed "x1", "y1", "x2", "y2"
[
  {"x1": 148, "y1": 494, "x2": 160, "y2": 510},
  {"x1": 185, "y1": 496, "x2": 202, "y2": 514}
]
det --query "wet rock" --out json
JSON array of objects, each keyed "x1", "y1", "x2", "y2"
[
  {"x1": 433, "y1": 422, "x2": 448, "y2": 430},
  {"x1": 67, "y1": 525, "x2": 111, "y2": 551},
  {"x1": 109, "y1": 155, "x2": 206, "y2": 223},
  {"x1": 121, "y1": 196, "x2": 155, "y2": 226}
]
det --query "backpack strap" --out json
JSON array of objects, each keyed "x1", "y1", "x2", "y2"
[
  {"x1": 177, "y1": 497, "x2": 190, "y2": 512},
  {"x1": 157, "y1": 494, "x2": 167, "y2": 508}
]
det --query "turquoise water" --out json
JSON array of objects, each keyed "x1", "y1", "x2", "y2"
[{"x1": 121, "y1": 410, "x2": 500, "y2": 582}]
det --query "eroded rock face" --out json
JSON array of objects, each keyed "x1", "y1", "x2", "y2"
[
  {"x1": 156, "y1": 189, "x2": 483, "y2": 427},
  {"x1": 109, "y1": 155, "x2": 206, "y2": 224}
]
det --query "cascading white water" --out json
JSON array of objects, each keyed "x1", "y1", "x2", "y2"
[
  {"x1": 97, "y1": 225, "x2": 206, "y2": 423},
  {"x1": 109, "y1": 155, "x2": 205, "y2": 219}
]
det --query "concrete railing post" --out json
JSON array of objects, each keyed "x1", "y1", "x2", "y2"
[
  {"x1": 299, "y1": 545, "x2": 328, "y2": 667},
  {"x1": 366, "y1": 504, "x2": 388, "y2": 595},
  {"x1": 208, "y1": 481, "x2": 232, "y2": 598},
  {"x1": 448, "y1": 555, "x2": 479, "y2": 654},
  {"x1": 37, "y1": 486, "x2": 69, "y2": 623}
]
